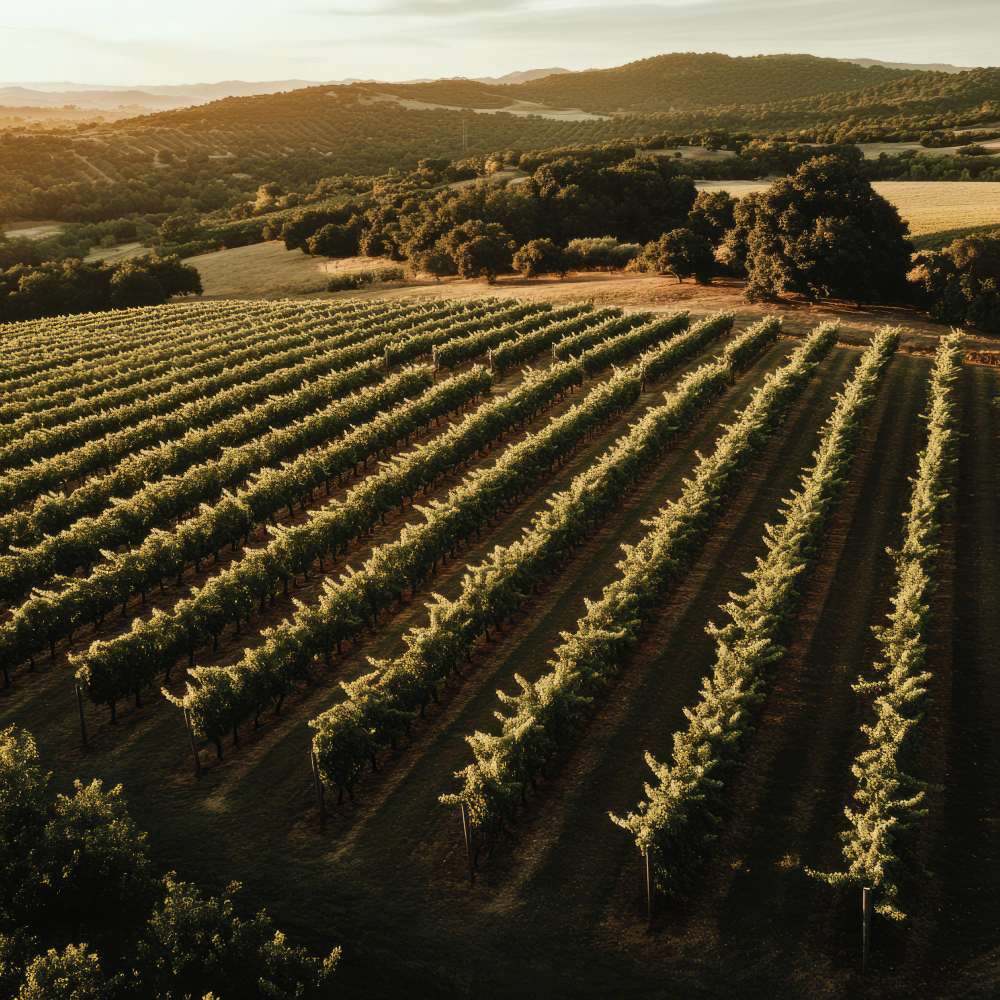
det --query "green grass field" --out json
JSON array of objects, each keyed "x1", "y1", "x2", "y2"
[{"x1": 1, "y1": 300, "x2": 998, "y2": 998}]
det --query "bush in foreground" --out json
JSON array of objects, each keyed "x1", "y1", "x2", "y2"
[{"x1": 0, "y1": 726, "x2": 338, "y2": 999}]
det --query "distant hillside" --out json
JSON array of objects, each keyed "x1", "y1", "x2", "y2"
[
  {"x1": 0, "y1": 104, "x2": 147, "y2": 128},
  {"x1": 843, "y1": 58, "x2": 975, "y2": 74},
  {"x1": 475, "y1": 68, "x2": 572, "y2": 86},
  {"x1": 0, "y1": 72, "x2": 576, "y2": 113},
  {"x1": 377, "y1": 53, "x2": 915, "y2": 114},
  {"x1": 5, "y1": 54, "x2": 1000, "y2": 223},
  {"x1": 0, "y1": 87, "x2": 184, "y2": 111},
  {"x1": 0, "y1": 81, "x2": 344, "y2": 112}
]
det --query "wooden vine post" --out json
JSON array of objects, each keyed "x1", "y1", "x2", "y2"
[
  {"x1": 75, "y1": 684, "x2": 88, "y2": 752},
  {"x1": 645, "y1": 850, "x2": 654, "y2": 925},
  {"x1": 310, "y1": 749, "x2": 326, "y2": 832},
  {"x1": 862, "y1": 886, "x2": 873, "y2": 974},
  {"x1": 182, "y1": 708, "x2": 201, "y2": 777},
  {"x1": 460, "y1": 801, "x2": 475, "y2": 885}
]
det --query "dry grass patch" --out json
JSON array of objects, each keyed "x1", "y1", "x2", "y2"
[{"x1": 871, "y1": 181, "x2": 1000, "y2": 236}]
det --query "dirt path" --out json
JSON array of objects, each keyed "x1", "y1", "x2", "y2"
[{"x1": 179, "y1": 243, "x2": 1000, "y2": 354}]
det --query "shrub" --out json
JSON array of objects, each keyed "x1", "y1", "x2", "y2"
[
  {"x1": 327, "y1": 273, "x2": 366, "y2": 292},
  {"x1": 565, "y1": 236, "x2": 641, "y2": 271},
  {"x1": 326, "y1": 265, "x2": 405, "y2": 292},
  {"x1": 512, "y1": 238, "x2": 568, "y2": 279}
]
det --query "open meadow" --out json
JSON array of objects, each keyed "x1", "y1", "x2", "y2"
[{"x1": 0, "y1": 296, "x2": 996, "y2": 997}]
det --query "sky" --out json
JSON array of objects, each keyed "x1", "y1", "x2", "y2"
[{"x1": 1, "y1": 0, "x2": 997, "y2": 87}]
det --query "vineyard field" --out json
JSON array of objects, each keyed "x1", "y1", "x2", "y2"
[{"x1": 1, "y1": 298, "x2": 997, "y2": 999}]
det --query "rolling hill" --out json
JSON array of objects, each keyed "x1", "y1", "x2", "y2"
[{"x1": 0, "y1": 72, "x2": 577, "y2": 115}]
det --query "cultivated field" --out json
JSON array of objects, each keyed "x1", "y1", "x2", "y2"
[{"x1": 0, "y1": 298, "x2": 997, "y2": 998}]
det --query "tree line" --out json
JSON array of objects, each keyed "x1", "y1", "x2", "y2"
[{"x1": 262, "y1": 152, "x2": 917, "y2": 310}]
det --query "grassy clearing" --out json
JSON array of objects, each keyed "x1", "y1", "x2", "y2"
[{"x1": 189, "y1": 241, "x2": 339, "y2": 297}]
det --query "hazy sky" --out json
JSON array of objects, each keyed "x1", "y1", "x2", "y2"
[{"x1": 2, "y1": 0, "x2": 996, "y2": 87}]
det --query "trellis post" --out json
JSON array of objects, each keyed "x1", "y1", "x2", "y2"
[
  {"x1": 75, "y1": 684, "x2": 88, "y2": 752},
  {"x1": 645, "y1": 851, "x2": 654, "y2": 925},
  {"x1": 310, "y1": 749, "x2": 326, "y2": 832},
  {"x1": 862, "y1": 886, "x2": 873, "y2": 973},
  {"x1": 182, "y1": 708, "x2": 201, "y2": 777},
  {"x1": 460, "y1": 801, "x2": 475, "y2": 885}
]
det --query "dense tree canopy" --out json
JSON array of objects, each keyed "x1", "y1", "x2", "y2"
[
  {"x1": 335, "y1": 154, "x2": 697, "y2": 282},
  {"x1": 0, "y1": 254, "x2": 202, "y2": 323},
  {"x1": 721, "y1": 155, "x2": 913, "y2": 303}
]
